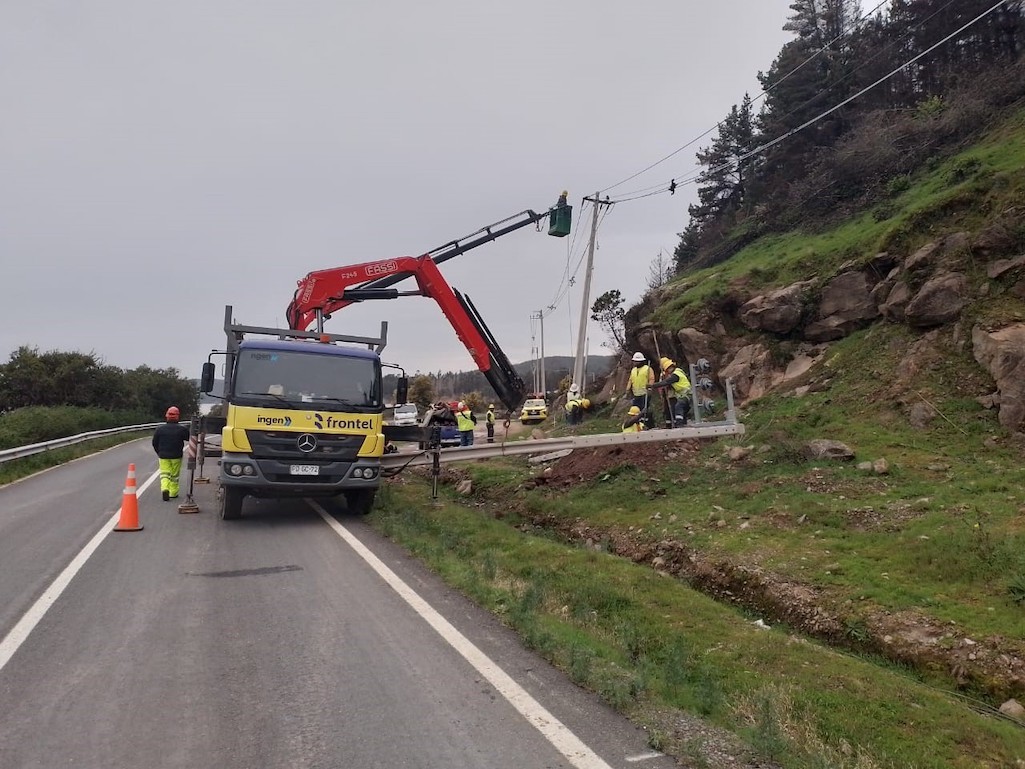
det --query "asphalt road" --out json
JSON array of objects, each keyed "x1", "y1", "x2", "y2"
[{"x1": 0, "y1": 443, "x2": 676, "y2": 769}]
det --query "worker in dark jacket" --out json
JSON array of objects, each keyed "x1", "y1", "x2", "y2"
[
  {"x1": 152, "y1": 406, "x2": 190, "y2": 501},
  {"x1": 650, "y1": 357, "x2": 692, "y2": 428}
]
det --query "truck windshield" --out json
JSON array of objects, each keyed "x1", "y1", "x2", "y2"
[{"x1": 232, "y1": 348, "x2": 381, "y2": 410}]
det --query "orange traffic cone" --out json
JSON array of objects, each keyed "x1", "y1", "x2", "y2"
[{"x1": 114, "y1": 463, "x2": 144, "y2": 532}]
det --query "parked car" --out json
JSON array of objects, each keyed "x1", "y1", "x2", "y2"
[
  {"x1": 391, "y1": 403, "x2": 419, "y2": 427},
  {"x1": 439, "y1": 424, "x2": 461, "y2": 447},
  {"x1": 519, "y1": 397, "x2": 548, "y2": 425}
]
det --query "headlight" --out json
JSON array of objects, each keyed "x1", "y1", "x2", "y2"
[
  {"x1": 228, "y1": 464, "x2": 243, "y2": 476},
  {"x1": 242, "y1": 465, "x2": 255, "y2": 476}
]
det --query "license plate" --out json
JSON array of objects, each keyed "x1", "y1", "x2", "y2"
[{"x1": 289, "y1": 464, "x2": 320, "y2": 476}]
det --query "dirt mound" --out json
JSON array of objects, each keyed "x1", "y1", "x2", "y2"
[{"x1": 541, "y1": 439, "x2": 703, "y2": 489}]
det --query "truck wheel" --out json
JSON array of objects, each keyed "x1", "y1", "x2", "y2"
[
  {"x1": 220, "y1": 486, "x2": 244, "y2": 520},
  {"x1": 344, "y1": 488, "x2": 376, "y2": 515}
]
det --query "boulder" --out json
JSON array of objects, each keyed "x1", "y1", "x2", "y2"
[
  {"x1": 972, "y1": 324, "x2": 1025, "y2": 432},
  {"x1": 904, "y1": 273, "x2": 968, "y2": 327},
  {"x1": 804, "y1": 272, "x2": 879, "y2": 341},
  {"x1": 738, "y1": 280, "x2": 814, "y2": 334},
  {"x1": 719, "y1": 343, "x2": 783, "y2": 403},
  {"x1": 677, "y1": 328, "x2": 718, "y2": 371},
  {"x1": 803, "y1": 439, "x2": 855, "y2": 461},
  {"x1": 880, "y1": 281, "x2": 912, "y2": 321},
  {"x1": 973, "y1": 223, "x2": 1019, "y2": 257},
  {"x1": 987, "y1": 255, "x2": 1025, "y2": 280},
  {"x1": 905, "y1": 241, "x2": 941, "y2": 272}
]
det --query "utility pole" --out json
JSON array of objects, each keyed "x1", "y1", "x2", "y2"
[
  {"x1": 538, "y1": 310, "x2": 546, "y2": 400},
  {"x1": 573, "y1": 193, "x2": 612, "y2": 393}
]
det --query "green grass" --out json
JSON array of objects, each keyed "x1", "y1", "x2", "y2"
[{"x1": 370, "y1": 477, "x2": 1025, "y2": 768}]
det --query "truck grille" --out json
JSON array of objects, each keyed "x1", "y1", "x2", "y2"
[{"x1": 246, "y1": 430, "x2": 365, "y2": 462}]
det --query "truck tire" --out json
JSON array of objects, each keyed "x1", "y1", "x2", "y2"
[
  {"x1": 344, "y1": 488, "x2": 376, "y2": 515},
  {"x1": 220, "y1": 486, "x2": 244, "y2": 520}
]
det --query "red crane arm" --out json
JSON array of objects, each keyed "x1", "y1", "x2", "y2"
[
  {"x1": 283, "y1": 202, "x2": 573, "y2": 411},
  {"x1": 287, "y1": 255, "x2": 492, "y2": 372}
]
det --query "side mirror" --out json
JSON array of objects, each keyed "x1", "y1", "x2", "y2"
[
  {"x1": 200, "y1": 361, "x2": 216, "y2": 393},
  {"x1": 395, "y1": 376, "x2": 409, "y2": 405}
]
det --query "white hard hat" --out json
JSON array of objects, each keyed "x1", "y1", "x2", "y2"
[
  {"x1": 569, "y1": 383, "x2": 579, "y2": 392},
  {"x1": 632, "y1": 352, "x2": 645, "y2": 362}
]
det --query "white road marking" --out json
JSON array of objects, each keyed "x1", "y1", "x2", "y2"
[
  {"x1": 309, "y1": 499, "x2": 616, "y2": 769},
  {"x1": 0, "y1": 468, "x2": 160, "y2": 673},
  {"x1": 625, "y1": 751, "x2": 664, "y2": 762}
]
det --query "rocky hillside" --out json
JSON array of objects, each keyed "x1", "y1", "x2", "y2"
[{"x1": 617, "y1": 114, "x2": 1025, "y2": 435}]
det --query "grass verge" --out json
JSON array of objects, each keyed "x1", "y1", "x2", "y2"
[{"x1": 369, "y1": 475, "x2": 1025, "y2": 768}]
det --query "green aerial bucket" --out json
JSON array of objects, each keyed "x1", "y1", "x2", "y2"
[{"x1": 548, "y1": 205, "x2": 572, "y2": 238}]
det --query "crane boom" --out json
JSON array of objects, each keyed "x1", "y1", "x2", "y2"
[{"x1": 285, "y1": 202, "x2": 572, "y2": 412}]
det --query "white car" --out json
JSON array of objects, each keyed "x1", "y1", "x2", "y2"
[{"x1": 391, "y1": 403, "x2": 419, "y2": 427}]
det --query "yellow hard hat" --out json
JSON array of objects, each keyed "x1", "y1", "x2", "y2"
[
  {"x1": 660, "y1": 356, "x2": 674, "y2": 371},
  {"x1": 561, "y1": 190, "x2": 568, "y2": 196},
  {"x1": 628, "y1": 405, "x2": 640, "y2": 415},
  {"x1": 581, "y1": 398, "x2": 591, "y2": 409}
]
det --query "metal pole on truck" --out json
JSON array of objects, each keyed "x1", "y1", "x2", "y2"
[
  {"x1": 178, "y1": 417, "x2": 200, "y2": 513},
  {"x1": 194, "y1": 414, "x2": 210, "y2": 484}
]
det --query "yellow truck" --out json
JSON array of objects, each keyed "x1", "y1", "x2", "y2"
[{"x1": 200, "y1": 306, "x2": 404, "y2": 520}]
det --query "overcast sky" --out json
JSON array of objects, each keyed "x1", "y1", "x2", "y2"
[{"x1": 1, "y1": 1, "x2": 800, "y2": 382}]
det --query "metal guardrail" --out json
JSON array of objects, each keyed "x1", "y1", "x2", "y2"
[
  {"x1": 0, "y1": 421, "x2": 190, "y2": 464},
  {"x1": 380, "y1": 421, "x2": 745, "y2": 471}
]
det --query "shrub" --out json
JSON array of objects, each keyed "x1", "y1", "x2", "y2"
[{"x1": 0, "y1": 406, "x2": 150, "y2": 450}]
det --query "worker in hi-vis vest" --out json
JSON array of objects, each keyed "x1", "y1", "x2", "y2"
[
  {"x1": 629, "y1": 352, "x2": 654, "y2": 411},
  {"x1": 622, "y1": 405, "x2": 646, "y2": 433},
  {"x1": 486, "y1": 404, "x2": 496, "y2": 443},
  {"x1": 650, "y1": 357, "x2": 692, "y2": 428},
  {"x1": 455, "y1": 401, "x2": 477, "y2": 446}
]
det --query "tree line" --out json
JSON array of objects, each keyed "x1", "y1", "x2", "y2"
[
  {"x1": 0, "y1": 346, "x2": 199, "y2": 419},
  {"x1": 676, "y1": 0, "x2": 1025, "y2": 272}
]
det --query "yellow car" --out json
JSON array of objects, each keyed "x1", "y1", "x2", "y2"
[{"x1": 519, "y1": 397, "x2": 548, "y2": 424}]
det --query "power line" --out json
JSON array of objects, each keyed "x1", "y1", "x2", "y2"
[
  {"x1": 612, "y1": 0, "x2": 1012, "y2": 204},
  {"x1": 607, "y1": 0, "x2": 960, "y2": 202},
  {"x1": 597, "y1": 0, "x2": 892, "y2": 195}
]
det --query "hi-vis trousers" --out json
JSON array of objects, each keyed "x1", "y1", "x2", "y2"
[{"x1": 159, "y1": 458, "x2": 183, "y2": 498}]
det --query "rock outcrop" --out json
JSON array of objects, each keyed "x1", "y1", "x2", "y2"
[{"x1": 620, "y1": 216, "x2": 1025, "y2": 432}]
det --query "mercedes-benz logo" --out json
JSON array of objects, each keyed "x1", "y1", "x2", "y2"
[{"x1": 296, "y1": 433, "x2": 318, "y2": 453}]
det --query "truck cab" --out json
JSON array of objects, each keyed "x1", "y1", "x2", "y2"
[{"x1": 203, "y1": 307, "x2": 392, "y2": 520}]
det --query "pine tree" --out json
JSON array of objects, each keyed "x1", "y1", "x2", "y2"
[{"x1": 689, "y1": 95, "x2": 756, "y2": 225}]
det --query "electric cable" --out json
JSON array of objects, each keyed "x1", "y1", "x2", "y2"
[
  {"x1": 611, "y1": 0, "x2": 1012, "y2": 204},
  {"x1": 608, "y1": 0, "x2": 963, "y2": 202},
  {"x1": 598, "y1": 0, "x2": 892, "y2": 195}
]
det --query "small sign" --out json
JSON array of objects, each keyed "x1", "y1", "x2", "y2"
[{"x1": 289, "y1": 465, "x2": 320, "y2": 476}]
